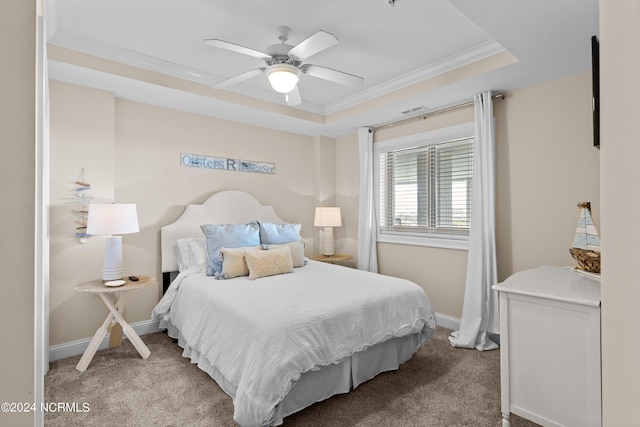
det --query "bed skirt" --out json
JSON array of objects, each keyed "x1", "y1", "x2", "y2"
[{"x1": 162, "y1": 320, "x2": 422, "y2": 426}]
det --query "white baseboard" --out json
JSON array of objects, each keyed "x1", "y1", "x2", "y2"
[
  {"x1": 49, "y1": 314, "x2": 465, "y2": 362},
  {"x1": 49, "y1": 319, "x2": 162, "y2": 362},
  {"x1": 435, "y1": 312, "x2": 461, "y2": 331}
]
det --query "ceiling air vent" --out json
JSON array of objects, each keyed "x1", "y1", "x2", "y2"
[{"x1": 400, "y1": 105, "x2": 427, "y2": 115}]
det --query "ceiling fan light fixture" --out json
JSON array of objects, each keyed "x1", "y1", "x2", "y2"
[{"x1": 266, "y1": 64, "x2": 300, "y2": 93}]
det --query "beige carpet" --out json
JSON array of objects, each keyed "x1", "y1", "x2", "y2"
[{"x1": 45, "y1": 327, "x2": 538, "y2": 426}]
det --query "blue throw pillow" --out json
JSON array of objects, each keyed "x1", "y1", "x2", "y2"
[
  {"x1": 201, "y1": 222, "x2": 260, "y2": 276},
  {"x1": 258, "y1": 221, "x2": 302, "y2": 245}
]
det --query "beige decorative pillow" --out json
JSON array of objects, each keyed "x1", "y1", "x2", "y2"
[
  {"x1": 262, "y1": 240, "x2": 306, "y2": 267},
  {"x1": 245, "y1": 245, "x2": 294, "y2": 280},
  {"x1": 220, "y1": 246, "x2": 262, "y2": 279}
]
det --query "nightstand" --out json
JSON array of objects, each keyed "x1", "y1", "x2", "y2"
[
  {"x1": 74, "y1": 275, "x2": 156, "y2": 372},
  {"x1": 310, "y1": 253, "x2": 353, "y2": 264}
]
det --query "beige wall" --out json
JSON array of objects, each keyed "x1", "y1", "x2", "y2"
[
  {"x1": 0, "y1": 1, "x2": 36, "y2": 426},
  {"x1": 8, "y1": 2, "x2": 638, "y2": 424},
  {"x1": 600, "y1": 1, "x2": 640, "y2": 424},
  {"x1": 49, "y1": 82, "x2": 116, "y2": 346},
  {"x1": 334, "y1": 72, "x2": 599, "y2": 319},
  {"x1": 495, "y1": 71, "x2": 600, "y2": 280},
  {"x1": 335, "y1": 132, "x2": 360, "y2": 268},
  {"x1": 50, "y1": 70, "x2": 600, "y2": 338},
  {"x1": 48, "y1": 82, "x2": 334, "y2": 345}
]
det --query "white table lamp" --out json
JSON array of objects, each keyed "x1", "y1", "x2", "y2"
[
  {"x1": 87, "y1": 203, "x2": 139, "y2": 281},
  {"x1": 314, "y1": 207, "x2": 342, "y2": 256}
]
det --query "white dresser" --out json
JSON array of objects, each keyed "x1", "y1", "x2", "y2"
[{"x1": 492, "y1": 266, "x2": 601, "y2": 427}]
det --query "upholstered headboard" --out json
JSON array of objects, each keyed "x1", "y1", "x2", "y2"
[{"x1": 161, "y1": 190, "x2": 286, "y2": 276}]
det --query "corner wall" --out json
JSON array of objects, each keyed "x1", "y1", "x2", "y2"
[
  {"x1": 599, "y1": 1, "x2": 640, "y2": 424},
  {"x1": 0, "y1": 1, "x2": 37, "y2": 426},
  {"x1": 48, "y1": 82, "x2": 324, "y2": 345},
  {"x1": 50, "y1": 71, "x2": 600, "y2": 347},
  {"x1": 495, "y1": 71, "x2": 600, "y2": 280},
  {"x1": 336, "y1": 71, "x2": 599, "y2": 319}
]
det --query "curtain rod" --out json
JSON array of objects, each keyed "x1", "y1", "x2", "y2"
[{"x1": 373, "y1": 93, "x2": 504, "y2": 131}]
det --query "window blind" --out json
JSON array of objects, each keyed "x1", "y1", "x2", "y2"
[{"x1": 379, "y1": 137, "x2": 474, "y2": 236}]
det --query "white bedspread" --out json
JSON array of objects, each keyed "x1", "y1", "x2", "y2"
[{"x1": 152, "y1": 260, "x2": 436, "y2": 426}]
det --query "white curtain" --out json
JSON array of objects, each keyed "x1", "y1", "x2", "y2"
[
  {"x1": 357, "y1": 126, "x2": 378, "y2": 273},
  {"x1": 449, "y1": 91, "x2": 499, "y2": 351}
]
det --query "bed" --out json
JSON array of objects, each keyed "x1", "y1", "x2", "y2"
[{"x1": 152, "y1": 190, "x2": 437, "y2": 426}]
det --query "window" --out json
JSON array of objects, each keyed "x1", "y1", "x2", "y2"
[{"x1": 374, "y1": 123, "x2": 474, "y2": 250}]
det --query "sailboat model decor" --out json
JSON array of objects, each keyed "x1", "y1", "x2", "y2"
[{"x1": 569, "y1": 202, "x2": 601, "y2": 274}]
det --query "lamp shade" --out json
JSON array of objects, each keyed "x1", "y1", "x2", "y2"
[
  {"x1": 87, "y1": 204, "x2": 139, "y2": 281},
  {"x1": 266, "y1": 64, "x2": 300, "y2": 94},
  {"x1": 87, "y1": 204, "x2": 139, "y2": 235},
  {"x1": 314, "y1": 207, "x2": 342, "y2": 227}
]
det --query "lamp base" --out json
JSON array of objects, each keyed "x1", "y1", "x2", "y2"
[
  {"x1": 321, "y1": 226, "x2": 335, "y2": 256},
  {"x1": 103, "y1": 236, "x2": 124, "y2": 281}
]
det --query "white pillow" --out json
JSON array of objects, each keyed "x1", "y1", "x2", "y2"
[{"x1": 177, "y1": 237, "x2": 208, "y2": 272}]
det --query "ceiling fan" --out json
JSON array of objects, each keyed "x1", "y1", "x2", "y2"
[{"x1": 203, "y1": 26, "x2": 364, "y2": 106}]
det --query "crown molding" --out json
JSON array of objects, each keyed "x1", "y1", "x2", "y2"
[
  {"x1": 47, "y1": 32, "x2": 505, "y2": 126},
  {"x1": 49, "y1": 32, "x2": 217, "y2": 84},
  {"x1": 324, "y1": 40, "x2": 505, "y2": 115},
  {"x1": 47, "y1": 32, "x2": 326, "y2": 115}
]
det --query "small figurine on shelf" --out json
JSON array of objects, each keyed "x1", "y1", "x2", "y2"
[{"x1": 569, "y1": 202, "x2": 601, "y2": 275}]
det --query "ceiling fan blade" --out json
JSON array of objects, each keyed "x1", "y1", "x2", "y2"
[
  {"x1": 203, "y1": 39, "x2": 271, "y2": 60},
  {"x1": 285, "y1": 86, "x2": 302, "y2": 106},
  {"x1": 288, "y1": 30, "x2": 339, "y2": 61},
  {"x1": 302, "y1": 64, "x2": 364, "y2": 88},
  {"x1": 212, "y1": 68, "x2": 265, "y2": 89}
]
